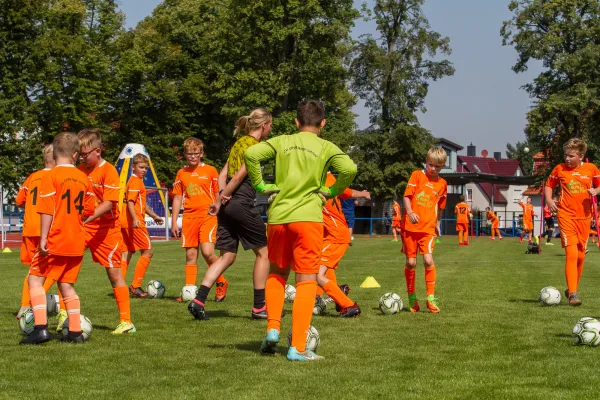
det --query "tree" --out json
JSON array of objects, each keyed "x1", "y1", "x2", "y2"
[
  {"x1": 501, "y1": 0, "x2": 600, "y2": 166},
  {"x1": 349, "y1": 0, "x2": 454, "y2": 198},
  {"x1": 506, "y1": 140, "x2": 536, "y2": 176}
]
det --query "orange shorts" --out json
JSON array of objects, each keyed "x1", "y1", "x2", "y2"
[
  {"x1": 491, "y1": 220, "x2": 499, "y2": 229},
  {"x1": 523, "y1": 221, "x2": 533, "y2": 231},
  {"x1": 456, "y1": 223, "x2": 468, "y2": 232},
  {"x1": 267, "y1": 222, "x2": 323, "y2": 274},
  {"x1": 121, "y1": 227, "x2": 152, "y2": 252},
  {"x1": 181, "y1": 216, "x2": 217, "y2": 248},
  {"x1": 29, "y1": 253, "x2": 83, "y2": 284},
  {"x1": 401, "y1": 230, "x2": 436, "y2": 258},
  {"x1": 392, "y1": 220, "x2": 401, "y2": 229},
  {"x1": 85, "y1": 226, "x2": 123, "y2": 268},
  {"x1": 559, "y1": 217, "x2": 590, "y2": 250},
  {"x1": 20, "y1": 236, "x2": 40, "y2": 265},
  {"x1": 320, "y1": 242, "x2": 349, "y2": 269}
]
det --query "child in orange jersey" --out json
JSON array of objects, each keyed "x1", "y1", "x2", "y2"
[
  {"x1": 170, "y1": 137, "x2": 228, "y2": 303},
  {"x1": 120, "y1": 154, "x2": 164, "y2": 297},
  {"x1": 454, "y1": 195, "x2": 471, "y2": 245},
  {"x1": 486, "y1": 207, "x2": 502, "y2": 240},
  {"x1": 15, "y1": 145, "x2": 67, "y2": 323},
  {"x1": 540, "y1": 196, "x2": 557, "y2": 246},
  {"x1": 545, "y1": 138, "x2": 600, "y2": 306},
  {"x1": 391, "y1": 199, "x2": 401, "y2": 242},
  {"x1": 78, "y1": 129, "x2": 135, "y2": 334},
  {"x1": 402, "y1": 146, "x2": 448, "y2": 313},
  {"x1": 519, "y1": 197, "x2": 536, "y2": 244},
  {"x1": 316, "y1": 172, "x2": 370, "y2": 317},
  {"x1": 21, "y1": 132, "x2": 94, "y2": 344}
]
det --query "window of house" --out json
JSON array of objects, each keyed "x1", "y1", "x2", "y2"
[
  {"x1": 466, "y1": 189, "x2": 473, "y2": 202},
  {"x1": 513, "y1": 189, "x2": 522, "y2": 203}
]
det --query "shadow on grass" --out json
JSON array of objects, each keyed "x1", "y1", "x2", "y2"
[
  {"x1": 507, "y1": 299, "x2": 539, "y2": 304},
  {"x1": 94, "y1": 324, "x2": 114, "y2": 332},
  {"x1": 207, "y1": 340, "x2": 287, "y2": 356},
  {"x1": 555, "y1": 333, "x2": 572, "y2": 339}
]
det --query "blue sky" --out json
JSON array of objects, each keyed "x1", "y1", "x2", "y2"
[{"x1": 118, "y1": 0, "x2": 539, "y2": 157}]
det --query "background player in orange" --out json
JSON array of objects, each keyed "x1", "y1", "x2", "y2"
[
  {"x1": 15, "y1": 145, "x2": 67, "y2": 323},
  {"x1": 78, "y1": 129, "x2": 135, "y2": 334},
  {"x1": 402, "y1": 147, "x2": 448, "y2": 313},
  {"x1": 519, "y1": 196, "x2": 536, "y2": 244},
  {"x1": 21, "y1": 132, "x2": 94, "y2": 344},
  {"x1": 316, "y1": 171, "x2": 370, "y2": 317},
  {"x1": 486, "y1": 207, "x2": 502, "y2": 240},
  {"x1": 545, "y1": 138, "x2": 600, "y2": 306},
  {"x1": 391, "y1": 199, "x2": 401, "y2": 242},
  {"x1": 170, "y1": 137, "x2": 228, "y2": 302},
  {"x1": 540, "y1": 195, "x2": 557, "y2": 246},
  {"x1": 454, "y1": 195, "x2": 471, "y2": 245},
  {"x1": 120, "y1": 154, "x2": 164, "y2": 297}
]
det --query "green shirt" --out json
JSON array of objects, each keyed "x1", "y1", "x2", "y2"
[
  {"x1": 227, "y1": 135, "x2": 259, "y2": 178},
  {"x1": 244, "y1": 131, "x2": 357, "y2": 224}
]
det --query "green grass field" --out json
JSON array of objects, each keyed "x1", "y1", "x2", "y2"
[{"x1": 2, "y1": 237, "x2": 600, "y2": 399}]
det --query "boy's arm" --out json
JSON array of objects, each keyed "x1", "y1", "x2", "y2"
[
  {"x1": 145, "y1": 204, "x2": 162, "y2": 222},
  {"x1": 218, "y1": 163, "x2": 229, "y2": 192},
  {"x1": 221, "y1": 164, "x2": 248, "y2": 199},
  {"x1": 170, "y1": 195, "x2": 182, "y2": 237},
  {"x1": 127, "y1": 200, "x2": 140, "y2": 227},
  {"x1": 84, "y1": 200, "x2": 113, "y2": 224},
  {"x1": 323, "y1": 153, "x2": 357, "y2": 197},
  {"x1": 403, "y1": 196, "x2": 419, "y2": 223},
  {"x1": 544, "y1": 186, "x2": 557, "y2": 213},
  {"x1": 244, "y1": 142, "x2": 279, "y2": 194},
  {"x1": 39, "y1": 213, "x2": 53, "y2": 256},
  {"x1": 15, "y1": 176, "x2": 29, "y2": 207}
]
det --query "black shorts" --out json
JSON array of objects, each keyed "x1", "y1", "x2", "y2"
[
  {"x1": 215, "y1": 199, "x2": 267, "y2": 253},
  {"x1": 544, "y1": 218, "x2": 555, "y2": 229}
]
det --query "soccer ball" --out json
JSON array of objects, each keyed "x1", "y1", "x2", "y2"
[
  {"x1": 313, "y1": 296, "x2": 327, "y2": 315},
  {"x1": 146, "y1": 280, "x2": 166, "y2": 298},
  {"x1": 284, "y1": 284, "x2": 296, "y2": 302},
  {"x1": 538, "y1": 286, "x2": 561, "y2": 306},
  {"x1": 61, "y1": 315, "x2": 93, "y2": 340},
  {"x1": 19, "y1": 308, "x2": 35, "y2": 335},
  {"x1": 287, "y1": 325, "x2": 320, "y2": 352},
  {"x1": 524, "y1": 147, "x2": 530, "y2": 153},
  {"x1": 46, "y1": 294, "x2": 60, "y2": 315},
  {"x1": 180, "y1": 285, "x2": 198, "y2": 302},
  {"x1": 379, "y1": 293, "x2": 402, "y2": 315},
  {"x1": 572, "y1": 317, "x2": 600, "y2": 346}
]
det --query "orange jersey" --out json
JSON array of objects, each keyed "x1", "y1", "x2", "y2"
[
  {"x1": 78, "y1": 160, "x2": 121, "y2": 229},
  {"x1": 454, "y1": 202, "x2": 471, "y2": 223},
  {"x1": 392, "y1": 202, "x2": 401, "y2": 221},
  {"x1": 519, "y1": 201, "x2": 535, "y2": 222},
  {"x1": 16, "y1": 168, "x2": 51, "y2": 237},
  {"x1": 173, "y1": 164, "x2": 219, "y2": 216},
  {"x1": 120, "y1": 175, "x2": 146, "y2": 228},
  {"x1": 402, "y1": 170, "x2": 447, "y2": 233},
  {"x1": 487, "y1": 211, "x2": 498, "y2": 222},
  {"x1": 38, "y1": 165, "x2": 95, "y2": 256},
  {"x1": 322, "y1": 173, "x2": 352, "y2": 243},
  {"x1": 546, "y1": 163, "x2": 600, "y2": 220}
]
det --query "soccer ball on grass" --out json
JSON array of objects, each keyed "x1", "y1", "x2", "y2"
[
  {"x1": 287, "y1": 325, "x2": 320, "y2": 352},
  {"x1": 379, "y1": 293, "x2": 402, "y2": 315},
  {"x1": 146, "y1": 280, "x2": 166, "y2": 298},
  {"x1": 538, "y1": 286, "x2": 561, "y2": 306}
]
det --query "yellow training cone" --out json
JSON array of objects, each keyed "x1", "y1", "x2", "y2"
[
  {"x1": 360, "y1": 276, "x2": 381, "y2": 288},
  {"x1": 2, "y1": 247, "x2": 12, "y2": 253}
]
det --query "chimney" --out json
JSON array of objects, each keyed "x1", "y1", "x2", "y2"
[
  {"x1": 467, "y1": 143, "x2": 476, "y2": 157},
  {"x1": 493, "y1": 152, "x2": 501, "y2": 161}
]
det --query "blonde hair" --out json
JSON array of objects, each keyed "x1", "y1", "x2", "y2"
[
  {"x1": 233, "y1": 108, "x2": 272, "y2": 136},
  {"x1": 77, "y1": 128, "x2": 102, "y2": 149},
  {"x1": 133, "y1": 153, "x2": 149, "y2": 165},
  {"x1": 563, "y1": 138, "x2": 587, "y2": 155},
  {"x1": 53, "y1": 132, "x2": 80, "y2": 159},
  {"x1": 183, "y1": 137, "x2": 204, "y2": 153},
  {"x1": 42, "y1": 144, "x2": 54, "y2": 166},
  {"x1": 427, "y1": 146, "x2": 448, "y2": 166}
]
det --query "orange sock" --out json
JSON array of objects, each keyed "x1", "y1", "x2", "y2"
[
  {"x1": 113, "y1": 286, "x2": 131, "y2": 323},
  {"x1": 404, "y1": 266, "x2": 416, "y2": 294},
  {"x1": 291, "y1": 280, "x2": 317, "y2": 352},
  {"x1": 29, "y1": 286, "x2": 47, "y2": 326},
  {"x1": 565, "y1": 245, "x2": 578, "y2": 294},
  {"x1": 63, "y1": 295, "x2": 81, "y2": 333},
  {"x1": 58, "y1": 291, "x2": 66, "y2": 311},
  {"x1": 577, "y1": 248, "x2": 586, "y2": 286},
  {"x1": 42, "y1": 277, "x2": 55, "y2": 292},
  {"x1": 265, "y1": 274, "x2": 286, "y2": 332},
  {"x1": 21, "y1": 275, "x2": 31, "y2": 307},
  {"x1": 425, "y1": 266, "x2": 436, "y2": 296},
  {"x1": 325, "y1": 268, "x2": 337, "y2": 283},
  {"x1": 458, "y1": 231, "x2": 463, "y2": 243},
  {"x1": 121, "y1": 259, "x2": 129, "y2": 279},
  {"x1": 185, "y1": 264, "x2": 198, "y2": 286},
  {"x1": 132, "y1": 256, "x2": 151, "y2": 288},
  {"x1": 322, "y1": 280, "x2": 354, "y2": 308},
  {"x1": 316, "y1": 285, "x2": 324, "y2": 296}
]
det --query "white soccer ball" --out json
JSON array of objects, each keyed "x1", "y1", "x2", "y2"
[
  {"x1": 538, "y1": 286, "x2": 561, "y2": 306},
  {"x1": 284, "y1": 284, "x2": 296, "y2": 302},
  {"x1": 19, "y1": 308, "x2": 35, "y2": 335},
  {"x1": 572, "y1": 317, "x2": 600, "y2": 346},
  {"x1": 146, "y1": 280, "x2": 166, "y2": 298},
  {"x1": 524, "y1": 147, "x2": 529, "y2": 153},
  {"x1": 287, "y1": 325, "x2": 320, "y2": 352},
  {"x1": 61, "y1": 314, "x2": 93, "y2": 340},
  {"x1": 180, "y1": 285, "x2": 198, "y2": 302},
  {"x1": 313, "y1": 296, "x2": 327, "y2": 315},
  {"x1": 379, "y1": 292, "x2": 402, "y2": 315},
  {"x1": 46, "y1": 294, "x2": 60, "y2": 315}
]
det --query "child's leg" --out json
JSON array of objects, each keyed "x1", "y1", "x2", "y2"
[
  {"x1": 252, "y1": 246, "x2": 269, "y2": 310},
  {"x1": 317, "y1": 265, "x2": 353, "y2": 309},
  {"x1": 577, "y1": 246, "x2": 586, "y2": 286},
  {"x1": 28, "y1": 274, "x2": 48, "y2": 327},
  {"x1": 195, "y1": 251, "x2": 236, "y2": 305},
  {"x1": 265, "y1": 265, "x2": 289, "y2": 333},
  {"x1": 131, "y1": 249, "x2": 152, "y2": 289},
  {"x1": 291, "y1": 275, "x2": 318, "y2": 352},
  {"x1": 565, "y1": 244, "x2": 578, "y2": 295},
  {"x1": 458, "y1": 230, "x2": 463, "y2": 244},
  {"x1": 59, "y1": 282, "x2": 81, "y2": 334},
  {"x1": 185, "y1": 247, "x2": 199, "y2": 286}
]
